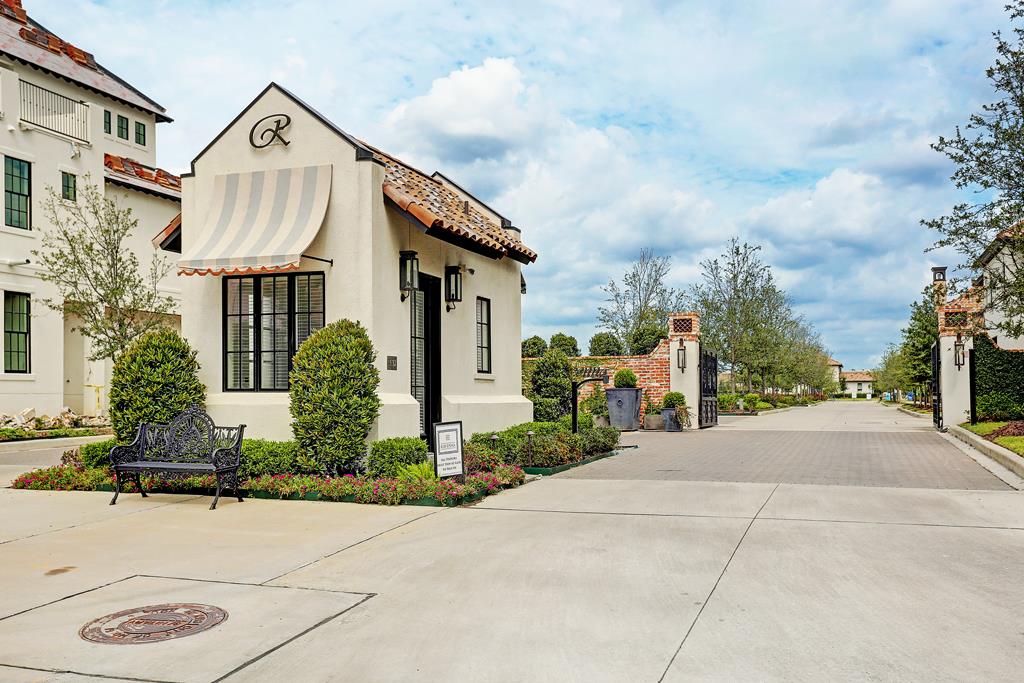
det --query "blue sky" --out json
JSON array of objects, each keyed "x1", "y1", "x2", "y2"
[{"x1": 36, "y1": 0, "x2": 1012, "y2": 369}]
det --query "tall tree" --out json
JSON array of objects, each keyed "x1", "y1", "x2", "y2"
[
  {"x1": 924, "y1": 1, "x2": 1024, "y2": 337},
  {"x1": 521, "y1": 335, "x2": 548, "y2": 358},
  {"x1": 598, "y1": 248, "x2": 685, "y2": 348},
  {"x1": 549, "y1": 332, "x2": 580, "y2": 357},
  {"x1": 588, "y1": 332, "x2": 624, "y2": 356},
  {"x1": 32, "y1": 178, "x2": 174, "y2": 362},
  {"x1": 900, "y1": 287, "x2": 939, "y2": 386}
]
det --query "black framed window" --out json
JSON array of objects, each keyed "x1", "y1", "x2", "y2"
[
  {"x1": 103, "y1": 110, "x2": 111, "y2": 134},
  {"x1": 135, "y1": 121, "x2": 146, "y2": 146},
  {"x1": 61, "y1": 172, "x2": 76, "y2": 201},
  {"x1": 3, "y1": 291, "x2": 30, "y2": 373},
  {"x1": 4, "y1": 156, "x2": 30, "y2": 230},
  {"x1": 223, "y1": 272, "x2": 325, "y2": 391},
  {"x1": 116, "y1": 114, "x2": 128, "y2": 140},
  {"x1": 476, "y1": 296, "x2": 491, "y2": 373}
]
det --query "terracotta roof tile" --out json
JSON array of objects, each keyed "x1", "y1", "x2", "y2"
[
  {"x1": 152, "y1": 211, "x2": 181, "y2": 249},
  {"x1": 104, "y1": 153, "x2": 181, "y2": 198},
  {"x1": 367, "y1": 144, "x2": 537, "y2": 263},
  {"x1": 841, "y1": 371, "x2": 874, "y2": 382}
]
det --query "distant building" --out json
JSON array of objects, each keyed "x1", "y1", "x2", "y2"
[
  {"x1": 828, "y1": 357, "x2": 843, "y2": 384},
  {"x1": 840, "y1": 371, "x2": 874, "y2": 399}
]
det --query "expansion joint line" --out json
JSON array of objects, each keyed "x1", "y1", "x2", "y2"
[{"x1": 657, "y1": 483, "x2": 779, "y2": 682}]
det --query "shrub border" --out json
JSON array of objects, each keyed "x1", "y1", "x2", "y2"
[{"x1": 521, "y1": 449, "x2": 618, "y2": 476}]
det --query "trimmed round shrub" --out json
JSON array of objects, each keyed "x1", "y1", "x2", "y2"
[
  {"x1": 661, "y1": 392, "x2": 686, "y2": 409},
  {"x1": 239, "y1": 440, "x2": 320, "y2": 479},
  {"x1": 289, "y1": 320, "x2": 380, "y2": 474},
  {"x1": 718, "y1": 393, "x2": 739, "y2": 411},
  {"x1": 108, "y1": 329, "x2": 206, "y2": 442},
  {"x1": 366, "y1": 437, "x2": 428, "y2": 478},
  {"x1": 613, "y1": 369, "x2": 638, "y2": 388},
  {"x1": 80, "y1": 438, "x2": 118, "y2": 470},
  {"x1": 742, "y1": 393, "x2": 761, "y2": 409},
  {"x1": 755, "y1": 401, "x2": 774, "y2": 410}
]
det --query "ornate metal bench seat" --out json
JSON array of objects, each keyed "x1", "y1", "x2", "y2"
[{"x1": 108, "y1": 405, "x2": 246, "y2": 510}]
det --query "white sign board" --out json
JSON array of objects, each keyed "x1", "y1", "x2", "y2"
[{"x1": 433, "y1": 421, "x2": 464, "y2": 478}]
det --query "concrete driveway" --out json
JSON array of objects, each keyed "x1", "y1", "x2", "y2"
[{"x1": 1, "y1": 402, "x2": 1023, "y2": 681}]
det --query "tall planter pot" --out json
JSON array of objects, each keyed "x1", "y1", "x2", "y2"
[
  {"x1": 607, "y1": 388, "x2": 642, "y2": 431},
  {"x1": 662, "y1": 408, "x2": 681, "y2": 432}
]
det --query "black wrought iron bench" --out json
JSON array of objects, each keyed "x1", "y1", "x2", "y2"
[{"x1": 108, "y1": 405, "x2": 246, "y2": 510}]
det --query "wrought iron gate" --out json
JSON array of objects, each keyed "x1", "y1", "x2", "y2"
[
  {"x1": 699, "y1": 349, "x2": 718, "y2": 428},
  {"x1": 931, "y1": 340, "x2": 942, "y2": 429}
]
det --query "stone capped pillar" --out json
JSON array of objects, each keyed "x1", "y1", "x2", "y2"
[{"x1": 668, "y1": 312, "x2": 701, "y2": 421}]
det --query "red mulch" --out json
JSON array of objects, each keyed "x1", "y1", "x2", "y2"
[{"x1": 987, "y1": 421, "x2": 1024, "y2": 439}]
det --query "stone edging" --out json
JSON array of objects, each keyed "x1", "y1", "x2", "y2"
[
  {"x1": 948, "y1": 424, "x2": 1024, "y2": 480},
  {"x1": 0, "y1": 434, "x2": 109, "y2": 455},
  {"x1": 897, "y1": 406, "x2": 930, "y2": 420}
]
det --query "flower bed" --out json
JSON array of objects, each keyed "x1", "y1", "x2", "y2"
[
  {"x1": 11, "y1": 464, "x2": 526, "y2": 507},
  {"x1": 961, "y1": 420, "x2": 1024, "y2": 456}
]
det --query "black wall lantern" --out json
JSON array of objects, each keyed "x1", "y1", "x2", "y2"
[
  {"x1": 677, "y1": 345, "x2": 687, "y2": 370},
  {"x1": 954, "y1": 333, "x2": 966, "y2": 370},
  {"x1": 445, "y1": 265, "x2": 463, "y2": 311},
  {"x1": 399, "y1": 250, "x2": 419, "y2": 301}
]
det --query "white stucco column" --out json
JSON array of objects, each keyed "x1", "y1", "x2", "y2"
[
  {"x1": 939, "y1": 334, "x2": 973, "y2": 427},
  {"x1": 668, "y1": 312, "x2": 701, "y2": 425}
]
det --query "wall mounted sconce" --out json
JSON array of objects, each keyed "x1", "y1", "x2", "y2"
[
  {"x1": 954, "y1": 334, "x2": 966, "y2": 370},
  {"x1": 399, "y1": 250, "x2": 419, "y2": 301},
  {"x1": 677, "y1": 346, "x2": 687, "y2": 370},
  {"x1": 445, "y1": 265, "x2": 463, "y2": 311}
]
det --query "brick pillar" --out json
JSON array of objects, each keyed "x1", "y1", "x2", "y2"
[{"x1": 668, "y1": 312, "x2": 701, "y2": 420}]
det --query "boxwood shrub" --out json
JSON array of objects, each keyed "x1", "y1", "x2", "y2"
[
  {"x1": 80, "y1": 438, "x2": 118, "y2": 470},
  {"x1": 366, "y1": 437, "x2": 428, "y2": 478},
  {"x1": 613, "y1": 369, "x2": 638, "y2": 388},
  {"x1": 108, "y1": 329, "x2": 205, "y2": 442},
  {"x1": 289, "y1": 319, "x2": 380, "y2": 474}
]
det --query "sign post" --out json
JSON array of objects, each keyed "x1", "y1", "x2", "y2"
[{"x1": 432, "y1": 421, "x2": 464, "y2": 479}]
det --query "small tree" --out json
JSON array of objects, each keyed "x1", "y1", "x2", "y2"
[
  {"x1": 290, "y1": 320, "x2": 381, "y2": 474},
  {"x1": 521, "y1": 335, "x2": 548, "y2": 358},
  {"x1": 628, "y1": 321, "x2": 667, "y2": 355},
  {"x1": 527, "y1": 348, "x2": 573, "y2": 420},
  {"x1": 32, "y1": 177, "x2": 175, "y2": 361},
  {"x1": 588, "y1": 332, "x2": 624, "y2": 356},
  {"x1": 549, "y1": 332, "x2": 580, "y2": 357},
  {"x1": 108, "y1": 329, "x2": 205, "y2": 442}
]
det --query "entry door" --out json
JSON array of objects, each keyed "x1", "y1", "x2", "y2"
[{"x1": 411, "y1": 273, "x2": 442, "y2": 442}]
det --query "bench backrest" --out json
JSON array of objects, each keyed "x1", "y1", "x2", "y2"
[{"x1": 138, "y1": 405, "x2": 242, "y2": 463}]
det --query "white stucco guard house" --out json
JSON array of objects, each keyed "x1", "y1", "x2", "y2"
[{"x1": 172, "y1": 83, "x2": 537, "y2": 441}]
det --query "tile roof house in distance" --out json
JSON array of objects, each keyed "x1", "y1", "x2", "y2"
[{"x1": 174, "y1": 83, "x2": 536, "y2": 441}]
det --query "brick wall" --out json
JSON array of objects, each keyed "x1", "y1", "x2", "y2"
[{"x1": 578, "y1": 338, "x2": 672, "y2": 410}]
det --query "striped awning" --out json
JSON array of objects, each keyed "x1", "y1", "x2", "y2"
[{"x1": 178, "y1": 165, "x2": 332, "y2": 276}]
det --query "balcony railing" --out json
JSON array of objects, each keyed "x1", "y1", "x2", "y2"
[{"x1": 19, "y1": 80, "x2": 89, "y2": 143}]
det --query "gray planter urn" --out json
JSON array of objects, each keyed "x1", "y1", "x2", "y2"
[
  {"x1": 607, "y1": 388, "x2": 642, "y2": 431},
  {"x1": 662, "y1": 408, "x2": 681, "y2": 432},
  {"x1": 643, "y1": 413, "x2": 663, "y2": 430}
]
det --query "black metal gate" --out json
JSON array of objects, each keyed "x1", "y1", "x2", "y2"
[
  {"x1": 931, "y1": 341, "x2": 942, "y2": 429},
  {"x1": 699, "y1": 348, "x2": 718, "y2": 428}
]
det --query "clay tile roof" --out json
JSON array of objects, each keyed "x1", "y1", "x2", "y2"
[
  {"x1": 841, "y1": 371, "x2": 874, "y2": 382},
  {"x1": 827, "y1": 358, "x2": 842, "y2": 366},
  {"x1": 152, "y1": 211, "x2": 181, "y2": 249},
  {"x1": 365, "y1": 143, "x2": 537, "y2": 263},
  {"x1": 104, "y1": 153, "x2": 181, "y2": 200}
]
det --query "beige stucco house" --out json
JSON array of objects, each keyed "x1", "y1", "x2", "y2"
[
  {"x1": 0, "y1": 0, "x2": 180, "y2": 417},
  {"x1": 840, "y1": 370, "x2": 873, "y2": 399},
  {"x1": 167, "y1": 83, "x2": 536, "y2": 441}
]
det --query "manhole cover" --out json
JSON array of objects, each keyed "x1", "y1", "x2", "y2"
[{"x1": 79, "y1": 603, "x2": 228, "y2": 645}]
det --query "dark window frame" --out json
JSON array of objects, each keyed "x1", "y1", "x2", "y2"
[
  {"x1": 3, "y1": 291, "x2": 30, "y2": 374},
  {"x1": 221, "y1": 272, "x2": 325, "y2": 392},
  {"x1": 61, "y1": 171, "x2": 76, "y2": 201},
  {"x1": 116, "y1": 114, "x2": 128, "y2": 140},
  {"x1": 4, "y1": 156, "x2": 30, "y2": 230},
  {"x1": 103, "y1": 109, "x2": 111, "y2": 134},
  {"x1": 476, "y1": 296, "x2": 492, "y2": 374},
  {"x1": 135, "y1": 121, "x2": 146, "y2": 146}
]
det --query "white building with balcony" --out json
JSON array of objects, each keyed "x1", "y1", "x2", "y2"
[{"x1": 0, "y1": 0, "x2": 180, "y2": 417}]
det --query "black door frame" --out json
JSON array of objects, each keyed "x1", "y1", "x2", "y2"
[{"x1": 412, "y1": 273, "x2": 442, "y2": 445}]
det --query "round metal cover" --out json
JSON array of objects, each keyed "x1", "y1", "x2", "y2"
[{"x1": 79, "y1": 603, "x2": 228, "y2": 645}]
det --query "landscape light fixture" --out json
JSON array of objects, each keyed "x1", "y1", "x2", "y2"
[
  {"x1": 445, "y1": 265, "x2": 463, "y2": 311},
  {"x1": 677, "y1": 346, "x2": 687, "y2": 370},
  {"x1": 399, "y1": 250, "x2": 419, "y2": 301},
  {"x1": 954, "y1": 334, "x2": 966, "y2": 370}
]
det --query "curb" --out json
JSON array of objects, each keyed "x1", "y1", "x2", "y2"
[
  {"x1": 948, "y1": 424, "x2": 1024, "y2": 481},
  {"x1": 897, "y1": 406, "x2": 930, "y2": 420},
  {"x1": 0, "y1": 434, "x2": 109, "y2": 455},
  {"x1": 721, "y1": 406, "x2": 796, "y2": 417}
]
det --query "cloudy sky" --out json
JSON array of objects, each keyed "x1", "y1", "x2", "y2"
[{"x1": 35, "y1": 0, "x2": 1012, "y2": 368}]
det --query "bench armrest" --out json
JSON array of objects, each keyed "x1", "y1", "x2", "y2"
[
  {"x1": 211, "y1": 425, "x2": 245, "y2": 471},
  {"x1": 109, "y1": 426, "x2": 143, "y2": 467}
]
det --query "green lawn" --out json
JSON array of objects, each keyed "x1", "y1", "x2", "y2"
[
  {"x1": 994, "y1": 436, "x2": 1024, "y2": 456},
  {"x1": 960, "y1": 421, "x2": 1007, "y2": 437}
]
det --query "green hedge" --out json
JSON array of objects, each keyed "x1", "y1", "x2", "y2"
[
  {"x1": 80, "y1": 438, "x2": 118, "y2": 469},
  {"x1": 469, "y1": 421, "x2": 619, "y2": 468},
  {"x1": 975, "y1": 334, "x2": 1024, "y2": 420},
  {"x1": 366, "y1": 437, "x2": 428, "y2": 478}
]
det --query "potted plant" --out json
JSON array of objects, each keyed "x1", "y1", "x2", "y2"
[
  {"x1": 643, "y1": 398, "x2": 663, "y2": 430},
  {"x1": 661, "y1": 392, "x2": 687, "y2": 432},
  {"x1": 607, "y1": 369, "x2": 642, "y2": 431}
]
